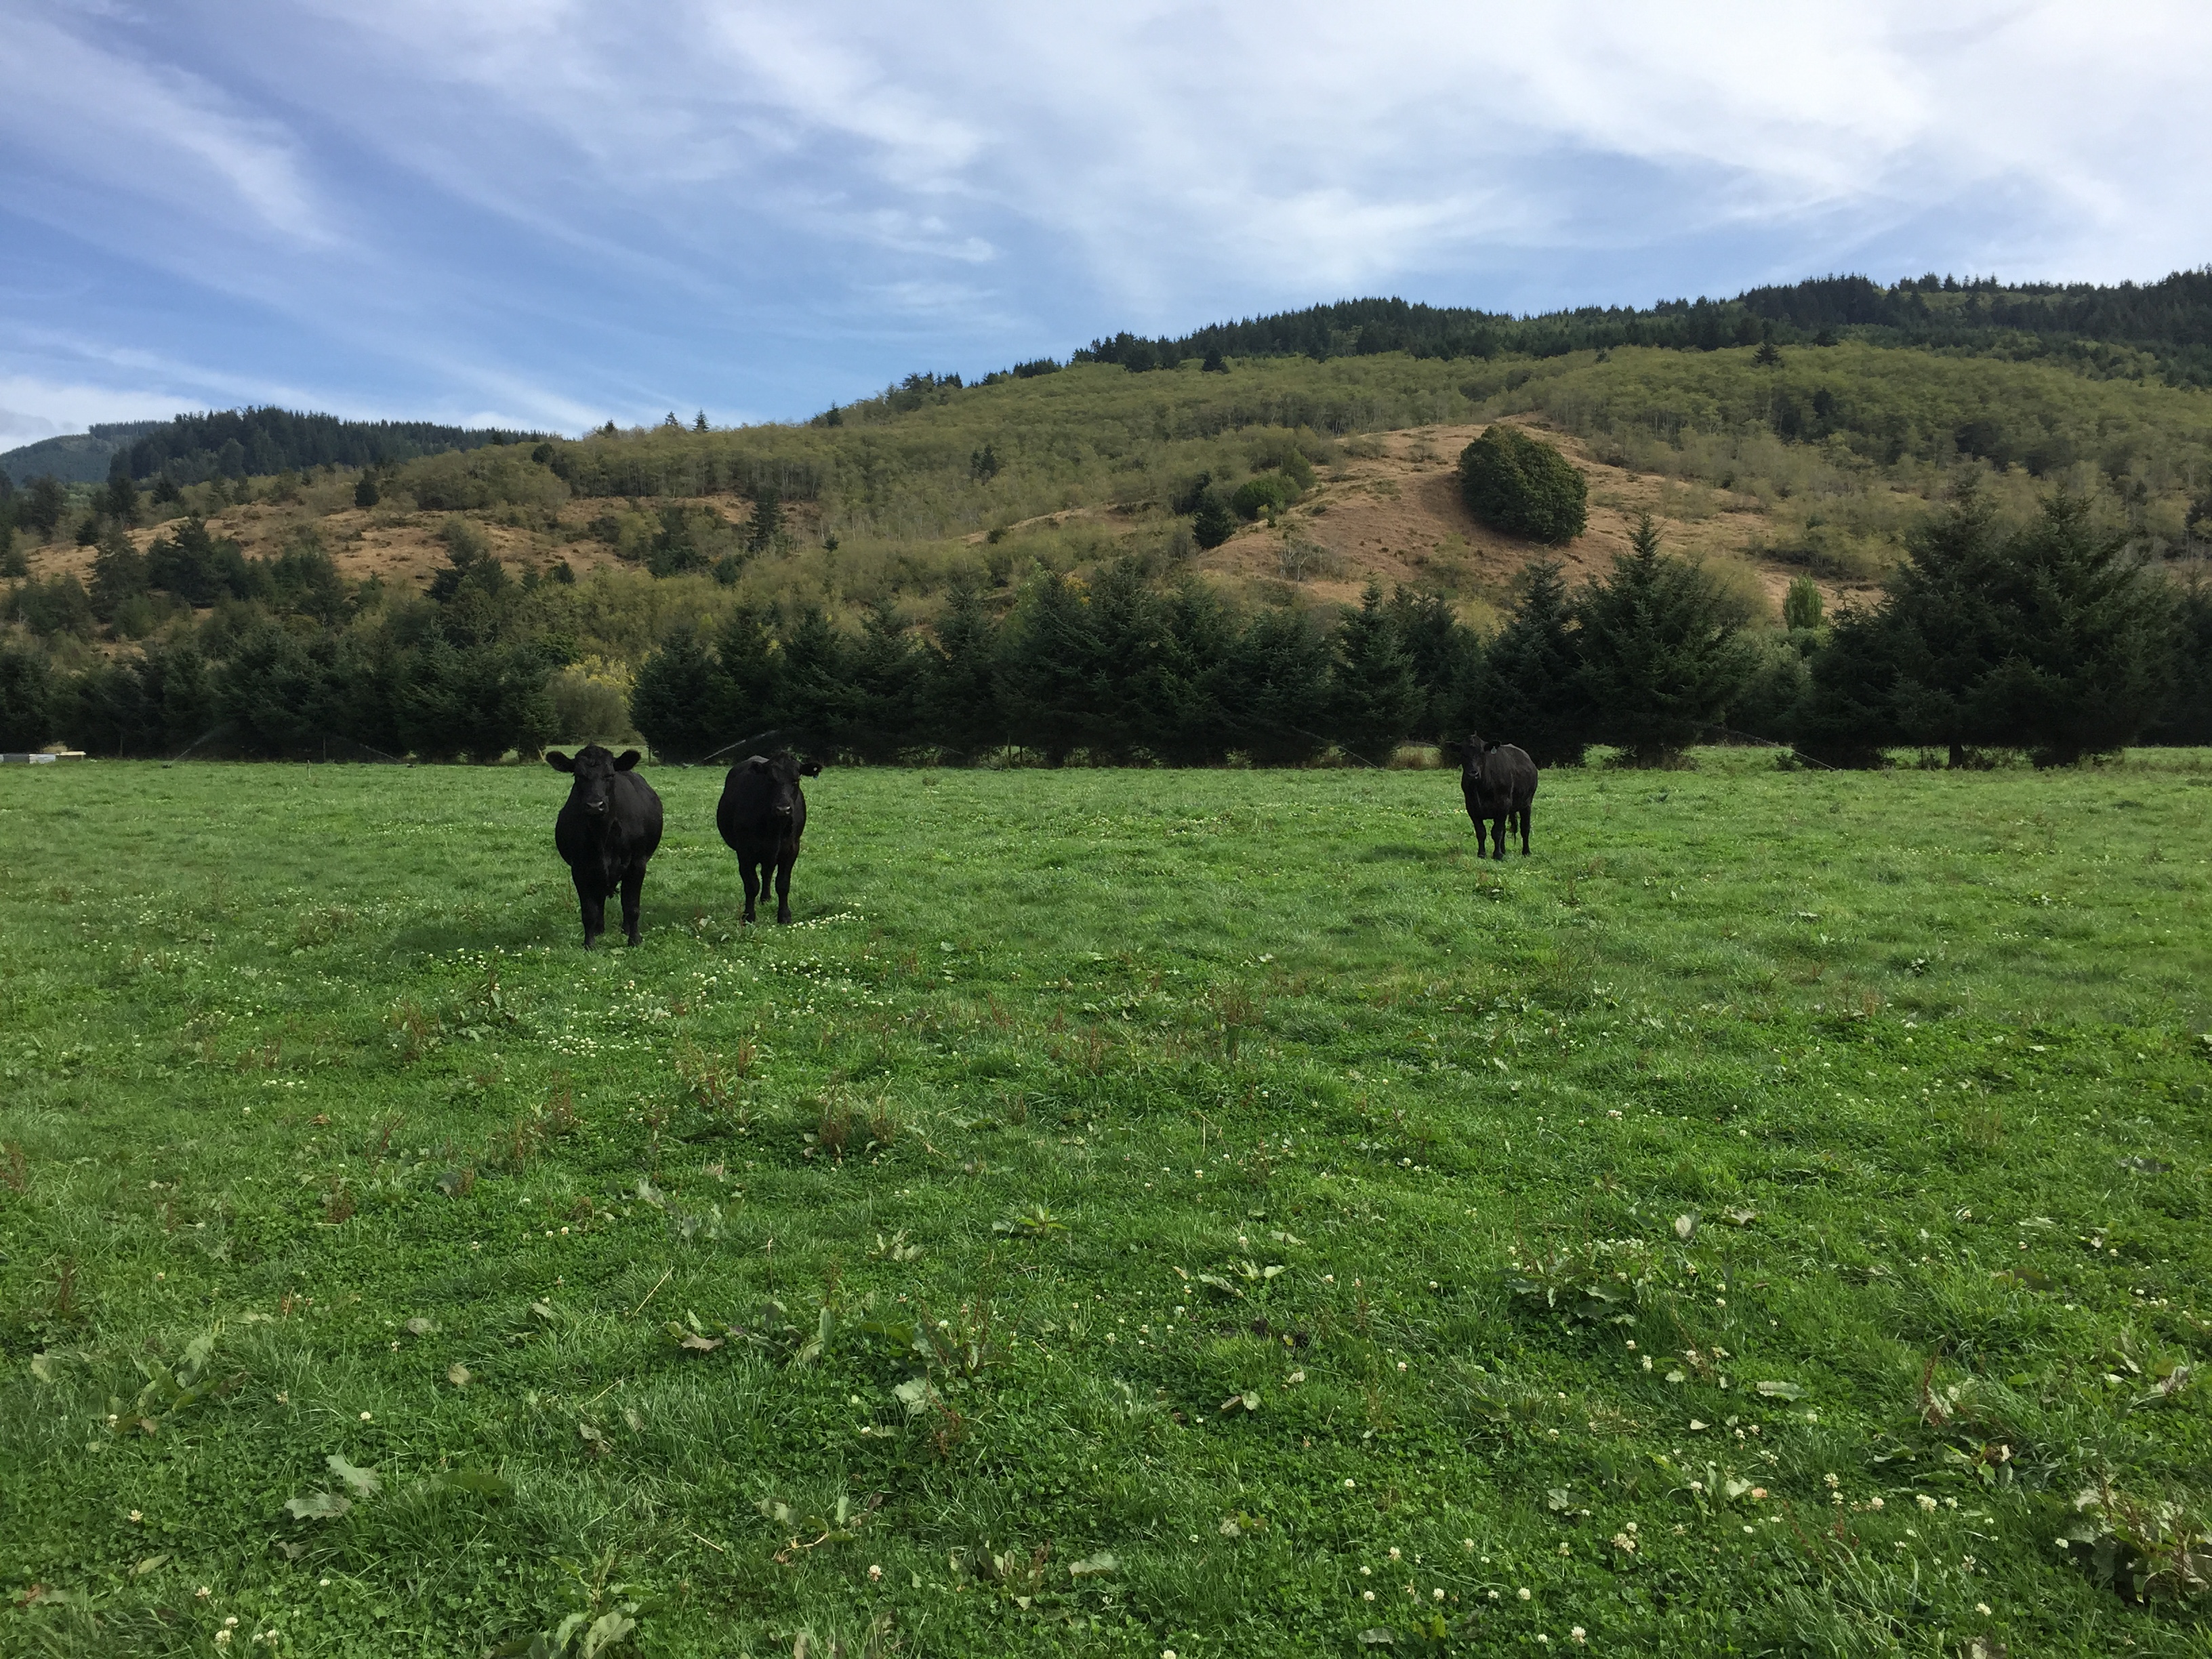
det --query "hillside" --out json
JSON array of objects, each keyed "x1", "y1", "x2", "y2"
[
  {"x1": 0, "y1": 409, "x2": 531, "y2": 489},
  {"x1": 1090, "y1": 268, "x2": 2212, "y2": 388},
  {"x1": 3, "y1": 335, "x2": 2207, "y2": 762},
  {"x1": 0, "y1": 421, "x2": 164, "y2": 486},
  {"x1": 26, "y1": 338, "x2": 2198, "y2": 626}
]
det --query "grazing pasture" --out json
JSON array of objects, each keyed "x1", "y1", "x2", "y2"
[{"x1": 3, "y1": 753, "x2": 2212, "y2": 1658}]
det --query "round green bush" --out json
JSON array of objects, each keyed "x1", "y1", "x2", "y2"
[
  {"x1": 1231, "y1": 472, "x2": 1299, "y2": 521},
  {"x1": 1457, "y1": 426, "x2": 1586, "y2": 544}
]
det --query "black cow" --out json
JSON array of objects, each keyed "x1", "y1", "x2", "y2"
[
  {"x1": 717, "y1": 750, "x2": 821, "y2": 924},
  {"x1": 1458, "y1": 731, "x2": 1538, "y2": 859},
  {"x1": 547, "y1": 745, "x2": 663, "y2": 947}
]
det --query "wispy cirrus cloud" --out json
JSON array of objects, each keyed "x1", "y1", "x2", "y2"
[{"x1": 0, "y1": 0, "x2": 2207, "y2": 445}]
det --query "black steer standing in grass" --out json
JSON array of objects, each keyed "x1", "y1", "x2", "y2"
[
  {"x1": 548, "y1": 745, "x2": 663, "y2": 947},
  {"x1": 718, "y1": 751, "x2": 821, "y2": 924},
  {"x1": 1459, "y1": 731, "x2": 1538, "y2": 859}
]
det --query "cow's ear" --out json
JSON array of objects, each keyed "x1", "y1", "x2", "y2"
[
  {"x1": 748, "y1": 756, "x2": 770, "y2": 771},
  {"x1": 613, "y1": 750, "x2": 641, "y2": 771},
  {"x1": 799, "y1": 760, "x2": 823, "y2": 777},
  {"x1": 546, "y1": 751, "x2": 575, "y2": 773}
]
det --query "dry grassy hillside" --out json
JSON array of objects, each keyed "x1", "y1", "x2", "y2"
[
  {"x1": 1183, "y1": 420, "x2": 1885, "y2": 622},
  {"x1": 18, "y1": 418, "x2": 1857, "y2": 633}
]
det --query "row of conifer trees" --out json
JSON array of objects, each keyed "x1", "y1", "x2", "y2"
[
  {"x1": 627, "y1": 492, "x2": 2211, "y2": 768},
  {"x1": 3, "y1": 491, "x2": 2205, "y2": 764}
]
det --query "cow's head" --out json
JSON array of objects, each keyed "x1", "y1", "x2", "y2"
[
  {"x1": 1460, "y1": 731, "x2": 1500, "y2": 782},
  {"x1": 548, "y1": 744, "x2": 640, "y2": 817},
  {"x1": 743, "y1": 750, "x2": 823, "y2": 821}
]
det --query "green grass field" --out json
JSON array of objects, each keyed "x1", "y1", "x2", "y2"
[{"x1": 5, "y1": 754, "x2": 2212, "y2": 1657}]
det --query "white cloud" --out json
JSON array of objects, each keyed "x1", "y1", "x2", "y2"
[
  {"x1": 0, "y1": 6, "x2": 334, "y2": 249},
  {"x1": 0, "y1": 375, "x2": 185, "y2": 453},
  {"x1": 2, "y1": 0, "x2": 2209, "y2": 437}
]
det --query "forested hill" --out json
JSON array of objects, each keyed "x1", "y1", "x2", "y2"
[
  {"x1": 1078, "y1": 269, "x2": 2212, "y2": 388},
  {"x1": 0, "y1": 409, "x2": 534, "y2": 489},
  {"x1": 0, "y1": 422, "x2": 167, "y2": 487}
]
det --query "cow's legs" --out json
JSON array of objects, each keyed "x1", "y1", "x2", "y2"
[
  {"x1": 1518, "y1": 802, "x2": 1533, "y2": 856},
  {"x1": 1491, "y1": 815, "x2": 1508, "y2": 861},
  {"x1": 620, "y1": 865, "x2": 646, "y2": 946},
  {"x1": 739, "y1": 859, "x2": 761, "y2": 922},
  {"x1": 773, "y1": 855, "x2": 794, "y2": 924},
  {"x1": 573, "y1": 872, "x2": 606, "y2": 949},
  {"x1": 1473, "y1": 816, "x2": 1490, "y2": 858}
]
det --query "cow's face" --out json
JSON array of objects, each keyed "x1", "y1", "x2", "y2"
[
  {"x1": 548, "y1": 744, "x2": 639, "y2": 817},
  {"x1": 745, "y1": 751, "x2": 821, "y2": 820},
  {"x1": 1461, "y1": 733, "x2": 1497, "y2": 785}
]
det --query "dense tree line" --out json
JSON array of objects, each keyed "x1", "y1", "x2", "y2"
[
  {"x1": 1066, "y1": 269, "x2": 2212, "y2": 387},
  {"x1": 3, "y1": 493, "x2": 2205, "y2": 766},
  {"x1": 121, "y1": 409, "x2": 535, "y2": 486},
  {"x1": 0, "y1": 518, "x2": 563, "y2": 759}
]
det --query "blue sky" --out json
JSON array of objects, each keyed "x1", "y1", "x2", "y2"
[{"x1": 3, "y1": 0, "x2": 2208, "y2": 448}]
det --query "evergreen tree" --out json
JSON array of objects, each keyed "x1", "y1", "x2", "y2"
[
  {"x1": 218, "y1": 626, "x2": 329, "y2": 756},
  {"x1": 1191, "y1": 492, "x2": 1236, "y2": 550},
  {"x1": 22, "y1": 475, "x2": 68, "y2": 539},
  {"x1": 997, "y1": 570, "x2": 1107, "y2": 762},
  {"x1": 103, "y1": 452, "x2": 141, "y2": 525},
  {"x1": 1576, "y1": 514, "x2": 1756, "y2": 764},
  {"x1": 1224, "y1": 607, "x2": 1332, "y2": 764},
  {"x1": 1328, "y1": 583, "x2": 1424, "y2": 762},
  {"x1": 629, "y1": 627, "x2": 723, "y2": 762},
  {"x1": 354, "y1": 471, "x2": 380, "y2": 508},
  {"x1": 89, "y1": 523, "x2": 149, "y2": 623},
  {"x1": 844, "y1": 604, "x2": 924, "y2": 760},
  {"x1": 922, "y1": 576, "x2": 1003, "y2": 756},
  {"x1": 2150, "y1": 571, "x2": 2212, "y2": 744},
  {"x1": 146, "y1": 517, "x2": 258, "y2": 605},
  {"x1": 1151, "y1": 581, "x2": 1241, "y2": 762},
  {"x1": 1083, "y1": 560, "x2": 1172, "y2": 760},
  {"x1": 772, "y1": 605, "x2": 857, "y2": 751},
  {"x1": 1459, "y1": 558, "x2": 1591, "y2": 765},
  {"x1": 746, "y1": 488, "x2": 783, "y2": 553},
  {"x1": 1386, "y1": 587, "x2": 1477, "y2": 739},
  {"x1": 0, "y1": 644, "x2": 56, "y2": 750},
  {"x1": 1806, "y1": 489, "x2": 2175, "y2": 765},
  {"x1": 714, "y1": 605, "x2": 783, "y2": 745}
]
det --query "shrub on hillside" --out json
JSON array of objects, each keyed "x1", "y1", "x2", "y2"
[
  {"x1": 1191, "y1": 492, "x2": 1237, "y2": 549},
  {"x1": 6, "y1": 574, "x2": 96, "y2": 639},
  {"x1": 1458, "y1": 426, "x2": 1587, "y2": 544},
  {"x1": 1231, "y1": 473, "x2": 1300, "y2": 522}
]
